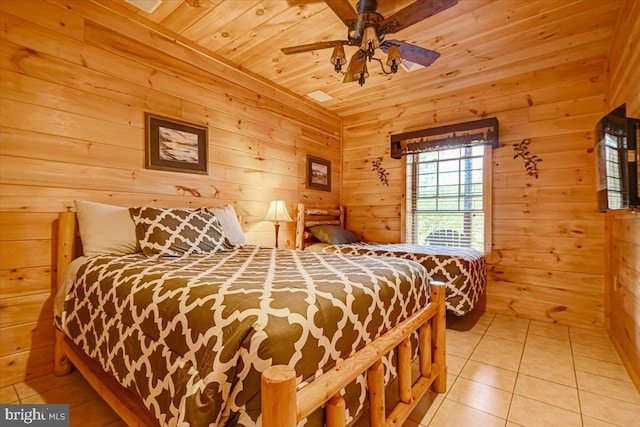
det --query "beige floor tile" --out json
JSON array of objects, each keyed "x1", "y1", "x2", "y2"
[
  {"x1": 448, "y1": 311, "x2": 495, "y2": 335},
  {"x1": 407, "y1": 389, "x2": 446, "y2": 426},
  {"x1": 491, "y1": 314, "x2": 530, "y2": 330},
  {"x1": 446, "y1": 377, "x2": 511, "y2": 418},
  {"x1": 571, "y1": 341, "x2": 623, "y2": 365},
  {"x1": 514, "y1": 374, "x2": 580, "y2": 413},
  {"x1": 507, "y1": 395, "x2": 582, "y2": 427},
  {"x1": 459, "y1": 360, "x2": 517, "y2": 392},
  {"x1": 580, "y1": 390, "x2": 640, "y2": 427},
  {"x1": 576, "y1": 371, "x2": 640, "y2": 405},
  {"x1": 582, "y1": 416, "x2": 624, "y2": 427},
  {"x1": 13, "y1": 371, "x2": 84, "y2": 400},
  {"x1": 470, "y1": 335, "x2": 524, "y2": 372},
  {"x1": 518, "y1": 348, "x2": 576, "y2": 387},
  {"x1": 524, "y1": 334, "x2": 573, "y2": 362},
  {"x1": 485, "y1": 323, "x2": 528, "y2": 344},
  {"x1": 569, "y1": 325, "x2": 609, "y2": 338},
  {"x1": 428, "y1": 398, "x2": 505, "y2": 427},
  {"x1": 0, "y1": 385, "x2": 20, "y2": 403},
  {"x1": 446, "y1": 329, "x2": 483, "y2": 359},
  {"x1": 570, "y1": 329, "x2": 616, "y2": 349},
  {"x1": 573, "y1": 355, "x2": 633, "y2": 383},
  {"x1": 446, "y1": 354, "x2": 467, "y2": 376},
  {"x1": 528, "y1": 321, "x2": 569, "y2": 341},
  {"x1": 431, "y1": 372, "x2": 458, "y2": 399}
]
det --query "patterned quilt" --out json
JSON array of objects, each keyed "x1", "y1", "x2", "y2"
[
  {"x1": 318, "y1": 243, "x2": 485, "y2": 316},
  {"x1": 57, "y1": 246, "x2": 429, "y2": 427}
]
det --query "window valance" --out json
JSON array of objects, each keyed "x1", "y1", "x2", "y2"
[{"x1": 391, "y1": 117, "x2": 499, "y2": 159}]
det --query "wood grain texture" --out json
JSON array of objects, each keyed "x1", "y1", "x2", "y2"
[
  {"x1": 0, "y1": 1, "x2": 341, "y2": 387},
  {"x1": 342, "y1": 53, "x2": 609, "y2": 329},
  {"x1": 605, "y1": 0, "x2": 640, "y2": 391},
  {"x1": 0, "y1": 0, "x2": 638, "y2": 394}
]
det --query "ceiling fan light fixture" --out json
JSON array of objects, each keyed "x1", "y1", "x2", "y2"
[
  {"x1": 386, "y1": 44, "x2": 402, "y2": 73},
  {"x1": 354, "y1": 61, "x2": 368, "y2": 86},
  {"x1": 345, "y1": 52, "x2": 369, "y2": 85},
  {"x1": 280, "y1": 0, "x2": 458, "y2": 88},
  {"x1": 361, "y1": 26, "x2": 380, "y2": 57},
  {"x1": 330, "y1": 45, "x2": 347, "y2": 73}
]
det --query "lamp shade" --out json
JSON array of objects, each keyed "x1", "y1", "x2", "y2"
[
  {"x1": 360, "y1": 26, "x2": 380, "y2": 52},
  {"x1": 330, "y1": 45, "x2": 346, "y2": 66},
  {"x1": 264, "y1": 200, "x2": 293, "y2": 222},
  {"x1": 386, "y1": 44, "x2": 403, "y2": 70}
]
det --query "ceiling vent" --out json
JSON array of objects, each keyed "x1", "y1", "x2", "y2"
[
  {"x1": 307, "y1": 91, "x2": 333, "y2": 102},
  {"x1": 124, "y1": 0, "x2": 162, "y2": 13}
]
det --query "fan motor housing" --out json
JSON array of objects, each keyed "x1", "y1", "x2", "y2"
[{"x1": 348, "y1": 12, "x2": 384, "y2": 45}]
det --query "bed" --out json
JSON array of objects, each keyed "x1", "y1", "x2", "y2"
[
  {"x1": 53, "y1": 201, "x2": 446, "y2": 427},
  {"x1": 295, "y1": 203, "x2": 486, "y2": 316}
]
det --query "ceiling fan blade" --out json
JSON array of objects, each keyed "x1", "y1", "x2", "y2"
[
  {"x1": 381, "y1": 40, "x2": 441, "y2": 67},
  {"x1": 324, "y1": 0, "x2": 358, "y2": 27},
  {"x1": 281, "y1": 40, "x2": 349, "y2": 55},
  {"x1": 379, "y1": 0, "x2": 458, "y2": 34}
]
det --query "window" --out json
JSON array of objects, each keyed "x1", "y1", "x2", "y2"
[
  {"x1": 603, "y1": 132, "x2": 627, "y2": 210},
  {"x1": 405, "y1": 145, "x2": 489, "y2": 251}
]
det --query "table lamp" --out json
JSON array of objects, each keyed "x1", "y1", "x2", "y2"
[{"x1": 264, "y1": 200, "x2": 293, "y2": 248}]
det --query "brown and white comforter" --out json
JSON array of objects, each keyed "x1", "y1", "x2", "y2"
[
  {"x1": 314, "y1": 243, "x2": 485, "y2": 316},
  {"x1": 56, "y1": 246, "x2": 429, "y2": 426}
]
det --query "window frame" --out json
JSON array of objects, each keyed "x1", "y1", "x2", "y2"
[{"x1": 401, "y1": 144, "x2": 493, "y2": 255}]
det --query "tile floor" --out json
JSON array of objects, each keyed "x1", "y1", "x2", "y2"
[
  {"x1": 403, "y1": 311, "x2": 640, "y2": 427},
  {"x1": 1, "y1": 311, "x2": 639, "y2": 426}
]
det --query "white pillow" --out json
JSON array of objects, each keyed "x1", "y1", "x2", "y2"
[
  {"x1": 75, "y1": 200, "x2": 137, "y2": 256},
  {"x1": 208, "y1": 205, "x2": 247, "y2": 246}
]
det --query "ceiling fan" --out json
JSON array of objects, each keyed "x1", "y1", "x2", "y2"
[{"x1": 281, "y1": 0, "x2": 458, "y2": 86}]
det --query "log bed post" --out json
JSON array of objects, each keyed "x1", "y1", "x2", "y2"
[
  {"x1": 296, "y1": 203, "x2": 305, "y2": 251},
  {"x1": 261, "y1": 365, "x2": 297, "y2": 427},
  {"x1": 430, "y1": 281, "x2": 447, "y2": 393},
  {"x1": 54, "y1": 211, "x2": 76, "y2": 376}
]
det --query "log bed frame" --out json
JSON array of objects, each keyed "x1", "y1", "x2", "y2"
[
  {"x1": 54, "y1": 211, "x2": 446, "y2": 427},
  {"x1": 295, "y1": 203, "x2": 347, "y2": 250}
]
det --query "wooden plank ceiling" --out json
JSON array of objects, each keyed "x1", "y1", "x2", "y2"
[{"x1": 98, "y1": 0, "x2": 623, "y2": 117}]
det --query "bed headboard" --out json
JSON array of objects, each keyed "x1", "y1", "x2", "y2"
[
  {"x1": 295, "y1": 203, "x2": 345, "y2": 250},
  {"x1": 55, "y1": 204, "x2": 245, "y2": 288}
]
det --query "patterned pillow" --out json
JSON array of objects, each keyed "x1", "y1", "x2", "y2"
[{"x1": 129, "y1": 207, "x2": 232, "y2": 256}]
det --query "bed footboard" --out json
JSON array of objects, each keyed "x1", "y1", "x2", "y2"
[{"x1": 262, "y1": 281, "x2": 447, "y2": 427}]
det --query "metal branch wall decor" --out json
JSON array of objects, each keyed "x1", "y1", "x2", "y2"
[
  {"x1": 512, "y1": 138, "x2": 542, "y2": 178},
  {"x1": 372, "y1": 156, "x2": 389, "y2": 186}
]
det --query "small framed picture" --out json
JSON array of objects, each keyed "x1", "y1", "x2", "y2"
[
  {"x1": 145, "y1": 113, "x2": 208, "y2": 174},
  {"x1": 306, "y1": 155, "x2": 331, "y2": 192}
]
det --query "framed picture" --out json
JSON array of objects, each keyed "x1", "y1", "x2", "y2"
[
  {"x1": 306, "y1": 155, "x2": 331, "y2": 192},
  {"x1": 145, "y1": 113, "x2": 208, "y2": 174}
]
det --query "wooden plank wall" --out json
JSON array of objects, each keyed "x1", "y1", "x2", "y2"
[
  {"x1": 0, "y1": 1, "x2": 341, "y2": 387},
  {"x1": 342, "y1": 43, "x2": 612, "y2": 327},
  {"x1": 605, "y1": 0, "x2": 640, "y2": 388}
]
